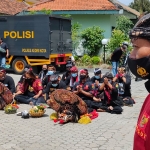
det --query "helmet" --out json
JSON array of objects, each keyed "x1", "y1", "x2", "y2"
[{"x1": 50, "y1": 74, "x2": 59, "y2": 82}]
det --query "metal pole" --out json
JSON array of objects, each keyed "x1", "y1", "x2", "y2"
[{"x1": 104, "y1": 44, "x2": 105, "y2": 63}]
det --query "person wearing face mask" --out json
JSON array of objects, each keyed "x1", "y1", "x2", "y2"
[
  {"x1": 16, "y1": 65, "x2": 32, "y2": 92},
  {"x1": 111, "y1": 42, "x2": 128, "y2": 76},
  {"x1": 14, "y1": 69, "x2": 45, "y2": 105},
  {"x1": 91, "y1": 68, "x2": 103, "y2": 83},
  {"x1": 0, "y1": 67, "x2": 15, "y2": 93},
  {"x1": 61, "y1": 63, "x2": 72, "y2": 82},
  {"x1": 38, "y1": 65, "x2": 48, "y2": 81},
  {"x1": 72, "y1": 69, "x2": 93, "y2": 109},
  {"x1": 127, "y1": 13, "x2": 150, "y2": 150},
  {"x1": 113, "y1": 67, "x2": 135, "y2": 106},
  {"x1": 65, "y1": 66, "x2": 79, "y2": 89},
  {"x1": 42, "y1": 65, "x2": 56, "y2": 87},
  {"x1": 43, "y1": 74, "x2": 66, "y2": 101},
  {"x1": 97, "y1": 72, "x2": 123, "y2": 114},
  {"x1": 83, "y1": 68, "x2": 91, "y2": 82}
]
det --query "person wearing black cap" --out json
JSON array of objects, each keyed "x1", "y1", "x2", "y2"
[
  {"x1": 0, "y1": 67, "x2": 15, "y2": 93},
  {"x1": 111, "y1": 42, "x2": 128, "y2": 76},
  {"x1": 0, "y1": 38, "x2": 9, "y2": 68},
  {"x1": 61, "y1": 63, "x2": 72, "y2": 82},
  {"x1": 97, "y1": 72, "x2": 123, "y2": 114},
  {"x1": 91, "y1": 68, "x2": 103, "y2": 83},
  {"x1": 43, "y1": 74, "x2": 66, "y2": 101}
]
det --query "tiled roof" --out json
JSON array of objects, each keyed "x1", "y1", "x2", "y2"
[
  {"x1": 28, "y1": 0, "x2": 118, "y2": 11},
  {"x1": 111, "y1": 0, "x2": 140, "y2": 17},
  {"x1": 0, "y1": 0, "x2": 28, "y2": 15}
]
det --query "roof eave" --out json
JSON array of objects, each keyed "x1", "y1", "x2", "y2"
[
  {"x1": 20, "y1": 10, "x2": 119, "y2": 15},
  {"x1": 53, "y1": 10, "x2": 119, "y2": 14}
]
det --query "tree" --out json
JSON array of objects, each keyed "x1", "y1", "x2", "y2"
[
  {"x1": 71, "y1": 22, "x2": 82, "y2": 54},
  {"x1": 81, "y1": 26, "x2": 104, "y2": 56},
  {"x1": 129, "y1": 0, "x2": 150, "y2": 14},
  {"x1": 107, "y1": 29, "x2": 128, "y2": 53},
  {"x1": 115, "y1": 15, "x2": 133, "y2": 37}
]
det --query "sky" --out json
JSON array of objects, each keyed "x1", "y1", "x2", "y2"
[{"x1": 121, "y1": 0, "x2": 134, "y2": 6}]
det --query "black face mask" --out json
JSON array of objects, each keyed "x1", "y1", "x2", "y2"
[
  {"x1": 43, "y1": 69, "x2": 47, "y2": 73},
  {"x1": 128, "y1": 56, "x2": 150, "y2": 79},
  {"x1": 25, "y1": 78, "x2": 32, "y2": 83},
  {"x1": 80, "y1": 75, "x2": 86, "y2": 80}
]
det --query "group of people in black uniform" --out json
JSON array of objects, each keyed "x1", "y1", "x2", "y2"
[{"x1": 0, "y1": 59, "x2": 135, "y2": 114}]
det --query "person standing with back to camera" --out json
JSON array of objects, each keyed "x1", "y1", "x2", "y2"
[
  {"x1": 0, "y1": 38, "x2": 9, "y2": 68},
  {"x1": 128, "y1": 13, "x2": 150, "y2": 150}
]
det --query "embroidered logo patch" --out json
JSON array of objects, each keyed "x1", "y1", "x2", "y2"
[
  {"x1": 136, "y1": 112, "x2": 150, "y2": 140},
  {"x1": 137, "y1": 66, "x2": 149, "y2": 77},
  {"x1": 140, "y1": 114, "x2": 149, "y2": 128},
  {"x1": 38, "y1": 83, "x2": 42, "y2": 86}
]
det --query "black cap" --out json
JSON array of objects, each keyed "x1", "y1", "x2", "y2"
[
  {"x1": 104, "y1": 72, "x2": 113, "y2": 79},
  {"x1": 50, "y1": 74, "x2": 59, "y2": 82}
]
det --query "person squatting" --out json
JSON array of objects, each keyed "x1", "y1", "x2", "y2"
[{"x1": 0, "y1": 60, "x2": 135, "y2": 115}]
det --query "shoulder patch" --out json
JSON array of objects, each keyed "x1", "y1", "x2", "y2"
[{"x1": 136, "y1": 112, "x2": 150, "y2": 140}]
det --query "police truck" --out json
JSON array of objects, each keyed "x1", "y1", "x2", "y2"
[{"x1": 0, "y1": 15, "x2": 72, "y2": 74}]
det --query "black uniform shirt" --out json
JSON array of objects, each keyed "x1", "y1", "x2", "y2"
[
  {"x1": 0, "y1": 75, "x2": 15, "y2": 93},
  {"x1": 111, "y1": 48, "x2": 123, "y2": 62}
]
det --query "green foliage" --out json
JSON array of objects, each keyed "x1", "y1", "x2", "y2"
[
  {"x1": 107, "y1": 29, "x2": 127, "y2": 52},
  {"x1": 61, "y1": 14, "x2": 71, "y2": 18},
  {"x1": 81, "y1": 26, "x2": 104, "y2": 56},
  {"x1": 72, "y1": 22, "x2": 81, "y2": 42},
  {"x1": 91, "y1": 56, "x2": 100, "y2": 65},
  {"x1": 81, "y1": 55, "x2": 91, "y2": 64},
  {"x1": 71, "y1": 22, "x2": 82, "y2": 54},
  {"x1": 29, "y1": 11, "x2": 36, "y2": 15},
  {"x1": 116, "y1": 15, "x2": 133, "y2": 36},
  {"x1": 129, "y1": 0, "x2": 150, "y2": 13},
  {"x1": 74, "y1": 56, "x2": 79, "y2": 61},
  {"x1": 40, "y1": 8, "x2": 53, "y2": 15},
  {"x1": 75, "y1": 55, "x2": 100, "y2": 66}
]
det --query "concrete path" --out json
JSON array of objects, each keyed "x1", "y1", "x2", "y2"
[{"x1": 0, "y1": 70, "x2": 147, "y2": 150}]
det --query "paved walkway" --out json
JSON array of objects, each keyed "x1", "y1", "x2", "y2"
[{"x1": 0, "y1": 71, "x2": 148, "y2": 150}]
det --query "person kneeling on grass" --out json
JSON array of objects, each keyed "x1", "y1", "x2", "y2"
[{"x1": 14, "y1": 69, "x2": 45, "y2": 105}]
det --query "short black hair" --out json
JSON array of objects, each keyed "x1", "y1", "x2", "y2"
[
  {"x1": 25, "y1": 65, "x2": 31, "y2": 69},
  {"x1": 104, "y1": 72, "x2": 113, "y2": 79}
]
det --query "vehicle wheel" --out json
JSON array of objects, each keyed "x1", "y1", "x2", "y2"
[{"x1": 12, "y1": 58, "x2": 27, "y2": 74}]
